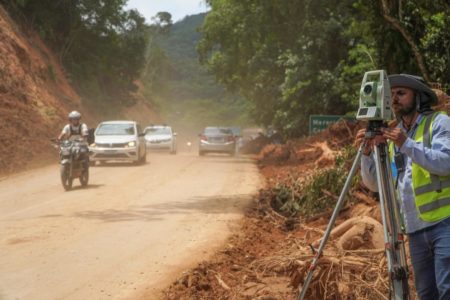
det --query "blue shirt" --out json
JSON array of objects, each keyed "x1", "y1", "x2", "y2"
[{"x1": 361, "y1": 113, "x2": 450, "y2": 233}]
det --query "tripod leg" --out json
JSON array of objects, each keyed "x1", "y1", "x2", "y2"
[
  {"x1": 297, "y1": 144, "x2": 364, "y2": 300},
  {"x1": 381, "y1": 144, "x2": 410, "y2": 300},
  {"x1": 380, "y1": 145, "x2": 409, "y2": 286},
  {"x1": 373, "y1": 144, "x2": 409, "y2": 300}
]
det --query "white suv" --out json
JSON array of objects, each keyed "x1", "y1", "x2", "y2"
[{"x1": 89, "y1": 121, "x2": 146, "y2": 165}]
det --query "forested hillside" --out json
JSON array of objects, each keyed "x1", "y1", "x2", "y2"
[
  {"x1": 159, "y1": 13, "x2": 222, "y2": 100},
  {"x1": 199, "y1": 0, "x2": 449, "y2": 137}
]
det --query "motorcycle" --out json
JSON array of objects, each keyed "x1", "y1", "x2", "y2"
[{"x1": 53, "y1": 138, "x2": 89, "y2": 191}]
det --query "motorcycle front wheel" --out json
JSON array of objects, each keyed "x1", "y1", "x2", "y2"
[
  {"x1": 80, "y1": 169, "x2": 89, "y2": 187},
  {"x1": 60, "y1": 164, "x2": 73, "y2": 191}
]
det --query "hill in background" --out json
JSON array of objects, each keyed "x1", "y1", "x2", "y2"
[
  {"x1": 148, "y1": 13, "x2": 251, "y2": 130},
  {"x1": 160, "y1": 13, "x2": 222, "y2": 100}
]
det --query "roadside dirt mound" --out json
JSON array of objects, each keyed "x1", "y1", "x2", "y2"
[
  {"x1": 312, "y1": 119, "x2": 361, "y2": 150},
  {"x1": 259, "y1": 120, "x2": 361, "y2": 166},
  {"x1": 258, "y1": 120, "x2": 363, "y2": 196},
  {"x1": 163, "y1": 119, "x2": 417, "y2": 299},
  {"x1": 259, "y1": 140, "x2": 334, "y2": 168},
  {"x1": 0, "y1": 5, "x2": 85, "y2": 175},
  {"x1": 240, "y1": 134, "x2": 273, "y2": 154},
  {"x1": 164, "y1": 196, "x2": 401, "y2": 299}
]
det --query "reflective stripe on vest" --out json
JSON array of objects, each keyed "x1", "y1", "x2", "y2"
[{"x1": 411, "y1": 112, "x2": 450, "y2": 222}]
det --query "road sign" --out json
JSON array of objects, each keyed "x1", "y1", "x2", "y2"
[{"x1": 309, "y1": 115, "x2": 353, "y2": 135}]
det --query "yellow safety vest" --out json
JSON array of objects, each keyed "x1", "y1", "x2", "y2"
[{"x1": 389, "y1": 112, "x2": 450, "y2": 222}]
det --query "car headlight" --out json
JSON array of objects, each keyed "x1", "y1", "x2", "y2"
[{"x1": 128, "y1": 141, "x2": 136, "y2": 147}]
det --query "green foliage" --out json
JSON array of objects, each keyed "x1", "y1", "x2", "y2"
[
  {"x1": 2, "y1": 0, "x2": 172, "y2": 114},
  {"x1": 271, "y1": 146, "x2": 358, "y2": 217},
  {"x1": 420, "y1": 11, "x2": 450, "y2": 83},
  {"x1": 155, "y1": 13, "x2": 231, "y2": 101},
  {"x1": 199, "y1": 0, "x2": 450, "y2": 137},
  {"x1": 198, "y1": 1, "x2": 356, "y2": 137}
]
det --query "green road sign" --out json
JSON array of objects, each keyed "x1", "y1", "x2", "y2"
[{"x1": 309, "y1": 115, "x2": 354, "y2": 135}]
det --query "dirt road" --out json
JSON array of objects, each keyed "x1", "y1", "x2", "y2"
[{"x1": 0, "y1": 150, "x2": 261, "y2": 300}]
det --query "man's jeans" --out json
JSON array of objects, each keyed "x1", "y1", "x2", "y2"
[{"x1": 409, "y1": 217, "x2": 450, "y2": 300}]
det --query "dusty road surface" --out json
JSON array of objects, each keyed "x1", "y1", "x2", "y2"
[{"x1": 0, "y1": 150, "x2": 261, "y2": 300}]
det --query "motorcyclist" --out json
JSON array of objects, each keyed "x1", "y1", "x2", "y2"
[
  {"x1": 58, "y1": 111, "x2": 89, "y2": 141},
  {"x1": 57, "y1": 111, "x2": 90, "y2": 168}
]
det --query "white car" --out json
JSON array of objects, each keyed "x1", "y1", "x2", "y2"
[
  {"x1": 144, "y1": 125, "x2": 177, "y2": 154},
  {"x1": 89, "y1": 121, "x2": 146, "y2": 165}
]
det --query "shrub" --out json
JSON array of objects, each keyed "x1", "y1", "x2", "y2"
[{"x1": 270, "y1": 146, "x2": 358, "y2": 217}]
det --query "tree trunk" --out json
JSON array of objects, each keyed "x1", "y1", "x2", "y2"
[{"x1": 379, "y1": 0, "x2": 431, "y2": 82}]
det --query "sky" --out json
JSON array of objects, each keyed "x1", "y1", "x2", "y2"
[{"x1": 125, "y1": 0, "x2": 209, "y2": 23}]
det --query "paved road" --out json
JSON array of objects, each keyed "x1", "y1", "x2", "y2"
[{"x1": 0, "y1": 151, "x2": 261, "y2": 300}]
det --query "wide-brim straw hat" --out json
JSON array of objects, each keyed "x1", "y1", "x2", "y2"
[{"x1": 388, "y1": 74, "x2": 438, "y2": 107}]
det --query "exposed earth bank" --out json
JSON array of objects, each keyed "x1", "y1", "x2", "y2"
[
  {"x1": 0, "y1": 6, "x2": 159, "y2": 177},
  {"x1": 162, "y1": 121, "x2": 419, "y2": 300}
]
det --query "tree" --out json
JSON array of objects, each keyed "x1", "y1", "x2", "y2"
[
  {"x1": 198, "y1": 0, "x2": 355, "y2": 136},
  {"x1": 198, "y1": 0, "x2": 449, "y2": 137},
  {"x1": 1, "y1": 0, "x2": 166, "y2": 109}
]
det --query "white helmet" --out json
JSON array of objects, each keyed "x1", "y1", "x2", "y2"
[{"x1": 68, "y1": 111, "x2": 81, "y2": 120}]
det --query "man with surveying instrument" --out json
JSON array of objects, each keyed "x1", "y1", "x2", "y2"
[{"x1": 356, "y1": 74, "x2": 450, "y2": 299}]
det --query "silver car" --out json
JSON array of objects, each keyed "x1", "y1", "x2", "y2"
[
  {"x1": 89, "y1": 121, "x2": 146, "y2": 164},
  {"x1": 144, "y1": 125, "x2": 177, "y2": 154},
  {"x1": 199, "y1": 127, "x2": 236, "y2": 156}
]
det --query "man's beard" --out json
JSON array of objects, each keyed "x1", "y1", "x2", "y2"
[{"x1": 393, "y1": 101, "x2": 415, "y2": 118}]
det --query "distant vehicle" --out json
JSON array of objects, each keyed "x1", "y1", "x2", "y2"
[
  {"x1": 198, "y1": 127, "x2": 236, "y2": 156},
  {"x1": 144, "y1": 125, "x2": 177, "y2": 154},
  {"x1": 89, "y1": 121, "x2": 146, "y2": 165},
  {"x1": 229, "y1": 126, "x2": 241, "y2": 137}
]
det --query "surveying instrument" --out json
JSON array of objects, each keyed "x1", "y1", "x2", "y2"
[{"x1": 297, "y1": 70, "x2": 410, "y2": 300}]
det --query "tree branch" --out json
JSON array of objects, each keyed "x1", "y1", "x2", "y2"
[{"x1": 379, "y1": 0, "x2": 430, "y2": 82}]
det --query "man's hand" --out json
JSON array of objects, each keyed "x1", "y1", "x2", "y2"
[
  {"x1": 381, "y1": 127, "x2": 407, "y2": 148},
  {"x1": 355, "y1": 129, "x2": 372, "y2": 155},
  {"x1": 355, "y1": 128, "x2": 390, "y2": 155}
]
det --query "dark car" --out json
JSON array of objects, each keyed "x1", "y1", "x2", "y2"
[{"x1": 198, "y1": 127, "x2": 236, "y2": 156}]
